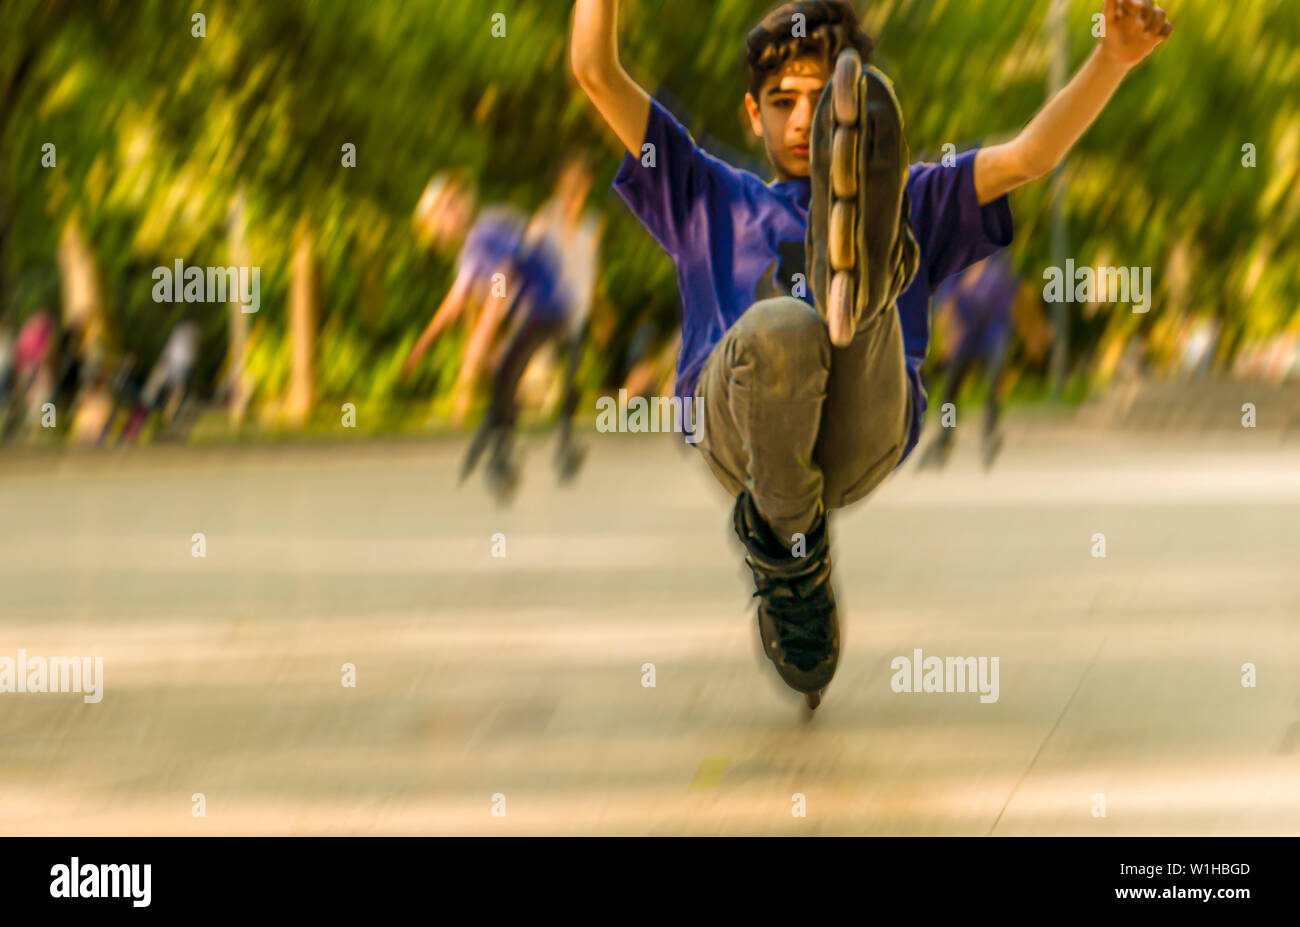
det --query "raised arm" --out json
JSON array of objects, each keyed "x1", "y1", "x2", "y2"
[
  {"x1": 571, "y1": 0, "x2": 652, "y2": 157},
  {"x1": 974, "y1": 0, "x2": 1174, "y2": 205}
]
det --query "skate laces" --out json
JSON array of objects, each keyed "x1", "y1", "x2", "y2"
[
  {"x1": 752, "y1": 561, "x2": 835, "y2": 664},
  {"x1": 732, "y1": 493, "x2": 835, "y2": 666}
]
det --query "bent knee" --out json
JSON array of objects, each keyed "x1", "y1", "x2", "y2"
[{"x1": 728, "y1": 299, "x2": 829, "y2": 384}]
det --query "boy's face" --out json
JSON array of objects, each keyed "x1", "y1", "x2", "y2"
[{"x1": 744, "y1": 55, "x2": 832, "y2": 182}]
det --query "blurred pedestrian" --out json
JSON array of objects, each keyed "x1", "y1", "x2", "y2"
[
  {"x1": 0, "y1": 317, "x2": 14, "y2": 409},
  {"x1": 96, "y1": 352, "x2": 141, "y2": 446},
  {"x1": 3, "y1": 309, "x2": 55, "y2": 440},
  {"x1": 121, "y1": 318, "x2": 199, "y2": 443}
]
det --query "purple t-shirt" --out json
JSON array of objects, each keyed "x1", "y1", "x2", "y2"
[
  {"x1": 457, "y1": 206, "x2": 527, "y2": 284},
  {"x1": 614, "y1": 98, "x2": 1014, "y2": 461},
  {"x1": 460, "y1": 205, "x2": 567, "y2": 323}
]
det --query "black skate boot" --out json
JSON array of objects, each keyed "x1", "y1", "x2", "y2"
[
  {"x1": 483, "y1": 430, "x2": 520, "y2": 505},
  {"x1": 732, "y1": 491, "x2": 839, "y2": 709},
  {"x1": 554, "y1": 440, "x2": 587, "y2": 485},
  {"x1": 808, "y1": 49, "x2": 920, "y2": 348},
  {"x1": 918, "y1": 425, "x2": 955, "y2": 471},
  {"x1": 460, "y1": 418, "x2": 497, "y2": 485},
  {"x1": 981, "y1": 429, "x2": 1004, "y2": 471},
  {"x1": 981, "y1": 401, "x2": 1004, "y2": 470}
]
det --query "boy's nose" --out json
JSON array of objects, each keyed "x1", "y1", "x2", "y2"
[{"x1": 790, "y1": 97, "x2": 814, "y2": 132}]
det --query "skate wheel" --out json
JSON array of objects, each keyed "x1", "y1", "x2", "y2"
[
  {"x1": 833, "y1": 49, "x2": 861, "y2": 126},
  {"x1": 831, "y1": 126, "x2": 858, "y2": 199},
  {"x1": 805, "y1": 690, "x2": 823, "y2": 710},
  {"x1": 828, "y1": 272, "x2": 855, "y2": 347},
  {"x1": 829, "y1": 200, "x2": 856, "y2": 273}
]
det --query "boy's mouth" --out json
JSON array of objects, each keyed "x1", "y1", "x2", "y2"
[{"x1": 791, "y1": 144, "x2": 810, "y2": 158}]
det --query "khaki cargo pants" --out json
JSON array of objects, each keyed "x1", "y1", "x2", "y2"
[{"x1": 693, "y1": 295, "x2": 912, "y2": 542}]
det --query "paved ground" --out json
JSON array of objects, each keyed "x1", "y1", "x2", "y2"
[{"x1": 1, "y1": 422, "x2": 1298, "y2": 835}]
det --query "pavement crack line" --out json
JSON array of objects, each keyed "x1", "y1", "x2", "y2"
[{"x1": 987, "y1": 635, "x2": 1107, "y2": 836}]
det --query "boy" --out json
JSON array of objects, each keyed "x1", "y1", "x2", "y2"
[{"x1": 572, "y1": 0, "x2": 1173, "y2": 707}]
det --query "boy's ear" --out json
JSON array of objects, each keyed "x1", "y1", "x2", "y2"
[{"x1": 744, "y1": 92, "x2": 764, "y2": 139}]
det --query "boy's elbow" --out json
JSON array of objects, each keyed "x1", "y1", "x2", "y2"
[
  {"x1": 570, "y1": 52, "x2": 607, "y2": 94},
  {"x1": 570, "y1": 38, "x2": 621, "y2": 95},
  {"x1": 569, "y1": 36, "x2": 595, "y2": 83},
  {"x1": 1000, "y1": 142, "x2": 1046, "y2": 185},
  {"x1": 1001, "y1": 152, "x2": 1052, "y2": 192},
  {"x1": 1024, "y1": 158, "x2": 1055, "y2": 184}
]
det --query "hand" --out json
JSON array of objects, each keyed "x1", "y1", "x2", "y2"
[{"x1": 1099, "y1": 0, "x2": 1174, "y2": 69}]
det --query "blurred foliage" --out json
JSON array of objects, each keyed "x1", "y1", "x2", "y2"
[{"x1": 1, "y1": 0, "x2": 1296, "y2": 419}]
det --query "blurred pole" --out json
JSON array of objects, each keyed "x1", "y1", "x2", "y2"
[
  {"x1": 285, "y1": 217, "x2": 316, "y2": 426},
  {"x1": 1047, "y1": 0, "x2": 1070, "y2": 397},
  {"x1": 227, "y1": 186, "x2": 250, "y2": 426}
]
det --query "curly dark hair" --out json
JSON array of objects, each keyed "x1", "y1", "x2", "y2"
[{"x1": 745, "y1": 1, "x2": 874, "y2": 98}]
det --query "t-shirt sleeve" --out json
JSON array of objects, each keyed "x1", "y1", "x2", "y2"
[
  {"x1": 456, "y1": 210, "x2": 523, "y2": 282},
  {"x1": 612, "y1": 98, "x2": 730, "y2": 256},
  {"x1": 907, "y1": 149, "x2": 1014, "y2": 290}
]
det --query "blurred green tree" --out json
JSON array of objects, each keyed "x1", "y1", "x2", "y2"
[{"x1": 0, "y1": 0, "x2": 1294, "y2": 427}]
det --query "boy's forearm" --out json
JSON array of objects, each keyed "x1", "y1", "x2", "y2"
[
  {"x1": 976, "y1": 0, "x2": 1175, "y2": 204},
  {"x1": 571, "y1": 0, "x2": 651, "y2": 157},
  {"x1": 1018, "y1": 46, "x2": 1128, "y2": 180},
  {"x1": 976, "y1": 47, "x2": 1129, "y2": 204},
  {"x1": 571, "y1": 0, "x2": 620, "y2": 82}
]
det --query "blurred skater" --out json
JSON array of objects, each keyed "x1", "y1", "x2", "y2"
[
  {"x1": 460, "y1": 158, "x2": 603, "y2": 502},
  {"x1": 403, "y1": 172, "x2": 529, "y2": 424},
  {"x1": 918, "y1": 252, "x2": 1020, "y2": 471}
]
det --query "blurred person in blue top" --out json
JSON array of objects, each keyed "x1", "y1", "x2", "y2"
[
  {"x1": 403, "y1": 171, "x2": 530, "y2": 424},
  {"x1": 918, "y1": 251, "x2": 1022, "y2": 471},
  {"x1": 460, "y1": 157, "x2": 603, "y2": 501}
]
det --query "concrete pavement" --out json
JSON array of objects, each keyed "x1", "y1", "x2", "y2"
[{"x1": 1, "y1": 424, "x2": 1297, "y2": 834}]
